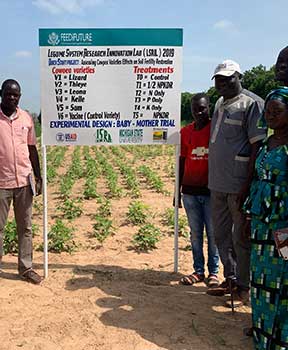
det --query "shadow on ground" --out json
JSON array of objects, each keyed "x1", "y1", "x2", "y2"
[
  {"x1": 63, "y1": 264, "x2": 253, "y2": 350},
  {"x1": 0, "y1": 260, "x2": 253, "y2": 349}
]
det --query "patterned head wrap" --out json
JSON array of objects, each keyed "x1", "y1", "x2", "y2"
[{"x1": 258, "y1": 87, "x2": 288, "y2": 128}]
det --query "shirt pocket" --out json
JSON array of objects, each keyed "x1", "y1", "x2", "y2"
[
  {"x1": 222, "y1": 113, "x2": 244, "y2": 141},
  {"x1": 233, "y1": 155, "x2": 249, "y2": 179},
  {"x1": 14, "y1": 126, "x2": 28, "y2": 144}
]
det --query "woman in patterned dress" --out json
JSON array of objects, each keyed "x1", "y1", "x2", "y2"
[{"x1": 244, "y1": 87, "x2": 288, "y2": 349}]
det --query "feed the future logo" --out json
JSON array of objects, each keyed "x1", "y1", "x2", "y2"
[
  {"x1": 95, "y1": 129, "x2": 112, "y2": 143},
  {"x1": 48, "y1": 32, "x2": 60, "y2": 46},
  {"x1": 47, "y1": 31, "x2": 93, "y2": 46}
]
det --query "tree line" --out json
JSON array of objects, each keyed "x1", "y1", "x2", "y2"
[{"x1": 181, "y1": 64, "x2": 279, "y2": 123}]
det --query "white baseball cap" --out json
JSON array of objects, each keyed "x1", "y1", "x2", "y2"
[{"x1": 212, "y1": 59, "x2": 242, "y2": 79}]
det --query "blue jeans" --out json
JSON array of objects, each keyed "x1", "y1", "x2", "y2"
[{"x1": 182, "y1": 194, "x2": 219, "y2": 275}]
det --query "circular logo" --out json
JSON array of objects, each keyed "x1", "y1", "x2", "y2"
[
  {"x1": 48, "y1": 32, "x2": 60, "y2": 46},
  {"x1": 56, "y1": 133, "x2": 65, "y2": 142}
]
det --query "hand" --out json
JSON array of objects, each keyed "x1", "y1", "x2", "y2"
[
  {"x1": 237, "y1": 187, "x2": 249, "y2": 211},
  {"x1": 242, "y1": 217, "x2": 251, "y2": 242},
  {"x1": 35, "y1": 177, "x2": 42, "y2": 196},
  {"x1": 278, "y1": 238, "x2": 288, "y2": 249},
  {"x1": 173, "y1": 193, "x2": 182, "y2": 208}
]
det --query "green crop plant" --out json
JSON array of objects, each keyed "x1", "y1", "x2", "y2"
[
  {"x1": 85, "y1": 158, "x2": 100, "y2": 178},
  {"x1": 126, "y1": 174, "x2": 140, "y2": 198},
  {"x1": 92, "y1": 215, "x2": 114, "y2": 243},
  {"x1": 82, "y1": 146, "x2": 90, "y2": 160},
  {"x1": 124, "y1": 145, "x2": 163, "y2": 160},
  {"x1": 127, "y1": 201, "x2": 150, "y2": 225},
  {"x1": 3, "y1": 220, "x2": 39, "y2": 254},
  {"x1": 151, "y1": 177, "x2": 165, "y2": 193},
  {"x1": 68, "y1": 147, "x2": 83, "y2": 179},
  {"x1": 3, "y1": 220, "x2": 18, "y2": 254},
  {"x1": 59, "y1": 198, "x2": 83, "y2": 220},
  {"x1": 33, "y1": 199, "x2": 42, "y2": 214},
  {"x1": 53, "y1": 148, "x2": 67, "y2": 167},
  {"x1": 164, "y1": 158, "x2": 175, "y2": 178},
  {"x1": 46, "y1": 147, "x2": 67, "y2": 183},
  {"x1": 110, "y1": 146, "x2": 126, "y2": 160},
  {"x1": 47, "y1": 167, "x2": 57, "y2": 183},
  {"x1": 107, "y1": 178, "x2": 122, "y2": 198},
  {"x1": 162, "y1": 208, "x2": 189, "y2": 238},
  {"x1": 94, "y1": 148, "x2": 122, "y2": 198},
  {"x1": 69, "y1": 162, "x2": 83, "y2": 179},
  {"x1": 83, "y1": 147, "x2": 100, "y2": 178},
  {"x1": 132, "y1": 223, "x2": 161, "y2": 251},
  {"x1": 59, "y1": 176, "x2": 75, "y2": 198},
  {"x1": 138, "y1": 165, "x2": 166, "y2": 193},
  {"x1": 166, "y1": 145, "x2": 175, "y2": 157},
  {"x1": 162, "y1": 208, "x2": 175, "y2": 227},
  {"x1": 177, "y1": 215, "x2": 190, "y2": 238},
  {"x1": 83, "y1": 178, "x2": 98, "y2": 199},
  {"x1": 97, "y1": 199, "x2": 111, "y2": 217},
  {"x1": 115, "y1": 159, "x2": 140, "y2": 198},
  {"x1": 38, "y1": 219, "x2": 77, "y2": 253},
  {"x1": 100, "y1": 145, "x2": 111, "y2": 156}
]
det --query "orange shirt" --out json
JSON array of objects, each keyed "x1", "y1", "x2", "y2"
[{"x1": 0, "y1": 107, "x2": 36, "y2": 189}]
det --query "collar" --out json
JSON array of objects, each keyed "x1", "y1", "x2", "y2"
[
  {"x1": 219, "y1": 89, "x2": 243, "y2": 107},
  {"x1": 0, "y1": 107, "x2": 19, "y2": 121},
  {"x1": 191, "y1": 120, "x2": 210, "y2": 131}
]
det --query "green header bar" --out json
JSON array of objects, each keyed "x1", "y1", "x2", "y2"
[{"x1": 39, "y1": 28, "x2": 183, "y2": 47}]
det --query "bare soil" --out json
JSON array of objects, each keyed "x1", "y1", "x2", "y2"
[{"x1": 0, "y1": 145, "x2": 253, "y2": 350}]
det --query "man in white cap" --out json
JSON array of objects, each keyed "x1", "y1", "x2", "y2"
[{"x1": 207, "y1": 60, "x2": 266, "y2": 307}]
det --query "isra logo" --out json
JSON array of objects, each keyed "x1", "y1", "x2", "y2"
[
  {"x1": 95, "y1": 129, "x2": 112, "y2": 143},
  {"x1": 48, "y1": 32, "x2": 60, "y2": 46}
]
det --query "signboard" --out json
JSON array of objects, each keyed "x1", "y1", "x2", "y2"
[{"x1": 39, "y1": 28, "x2": 182, "y2": 145}]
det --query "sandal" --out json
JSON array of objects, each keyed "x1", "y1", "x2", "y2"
[
  {"x1": 207, "y1": 274, "x2": 220, "y2": 288},
  {"x1": 21, "y1": 269, "x2": 42, "y2": 285},
  {"x1": 180, "y1": 272, "x2": 205, "y2": 285},
  {"x1": 243, "y1": 327, "x2": 253, "y2": 337}
]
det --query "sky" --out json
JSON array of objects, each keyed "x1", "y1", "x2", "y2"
[{"x1": 0, "y1": 0, "x2": 287, "y2": 113}]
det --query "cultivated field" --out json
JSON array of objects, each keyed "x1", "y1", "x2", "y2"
[{"x1": 0, "y1": 144, "x2": 252, "y2": 350}]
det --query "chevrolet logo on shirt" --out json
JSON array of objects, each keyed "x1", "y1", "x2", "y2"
[{"x1": 191, "y1": 147, "x2": 209, "y2": 157}]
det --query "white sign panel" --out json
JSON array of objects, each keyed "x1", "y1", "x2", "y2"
[{"x1": 39, "y1": 29, "x2": 183, "y2": 145}]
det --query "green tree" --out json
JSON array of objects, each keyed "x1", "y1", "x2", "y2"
[
  {"x1": 181, "y1": 92, "x2": 192, "y2": 124},
  {"x1": 241, "y1": 65, "x2": 278, "y2": 100},
  {"x1": 206, "y1": 87, "x2": 220, "y2": 115}
]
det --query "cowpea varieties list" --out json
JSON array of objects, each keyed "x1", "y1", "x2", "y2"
[{"x1": 39, "y1": 29, "x2": 183, "y2": 146}]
